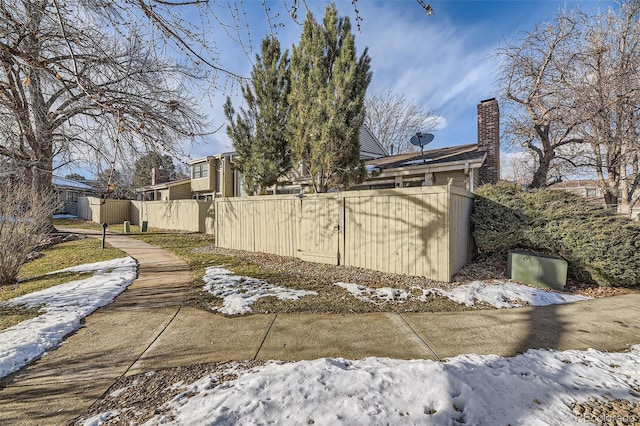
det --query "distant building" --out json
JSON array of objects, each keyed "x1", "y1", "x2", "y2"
[
  {"x1": 133, "y1": 99, "x2": 501, "y2": 199},
  {"x1": 52, "y1": 176, "x2": 96, "y2": 215},
  {"x1": 551, "y1": 180, "x2": 607, "y2": 202},
  {"x1": 358, "y1": 98, "x2": 500, "y2": 192}
]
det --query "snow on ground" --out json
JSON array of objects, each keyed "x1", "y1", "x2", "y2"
[
  {"x1": 335, "y1": 282, "x2": 413, "y2": 303},
  {"x1": 203, "y1": 266, "x2": 317, "y2": 315},
  {"x1": 0, "y1": 257, "x2": 137, "y2": 379},
  {"x1": 428, "y1": 281, "x2": 591, "y2": 308},
  {"x1": 83, "y1": 409, "x2": 130, "y2": 426},
  {"x1": 142, "y1": 346, "x2": 640, "y2": 426},
  {"x1": 336, "y1": 281, "x2": 590, "y2": 308},
  {"x1": 52, "y1": 214, "x2": 78, "y2": 219}
]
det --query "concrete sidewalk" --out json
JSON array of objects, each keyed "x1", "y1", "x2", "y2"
[{"x1": 1, "y1": 230, "x2": 640, "y2": 425}]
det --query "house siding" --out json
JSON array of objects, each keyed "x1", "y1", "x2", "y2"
[{"x1": 168, "y1": 182, "x2": 192, "y2": 199}]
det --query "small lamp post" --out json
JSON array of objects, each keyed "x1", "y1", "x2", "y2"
[{"x1": 101, "y1": 222, "x2": 108, "y2": 249}]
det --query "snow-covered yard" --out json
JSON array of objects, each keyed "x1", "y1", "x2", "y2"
[
  {"x1": 87, "y1": 347, "x2": 640, "y2": 426},
  {"x1": 0, "y1": 257, "x2": 137, "y2": 379},
  {"x1": 2, "y1": 260, "x2": 638, "y2": 425}
]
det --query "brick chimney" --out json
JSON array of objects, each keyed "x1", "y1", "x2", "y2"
[{"x1": 477, "y1": 98, "x2": 500, "y2": 185}]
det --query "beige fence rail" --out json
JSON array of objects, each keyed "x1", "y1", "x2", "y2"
[
  {"x1": 215, "y1": 186, "x2": 474, "y2": 282},
  {"x1": 130, "y1": 200, "x2": 214, "y2": 234},
  {"x1": 78, "y1": 197, "x2": 214, "y2": 234},
  {"x1": 77, "y1": 197, "x2": 130, "y2": 224}
]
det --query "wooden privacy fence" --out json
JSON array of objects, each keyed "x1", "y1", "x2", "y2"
[
  {"x1": 78, "y1": 197, "x2": 214, "y2": 234},
  {"x1": 130, "y1": 200, "x2": 215, "y2": 234},
  {"x1": 77, "y1": 197, "x2": 130, "y2": 224},
  {"x1": 215, "y1": 186, "x2": 474, "y2": 282}
]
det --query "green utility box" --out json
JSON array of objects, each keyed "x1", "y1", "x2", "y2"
[{"x1": 507, "y1": 249, "x2": 568, "y2": 291}]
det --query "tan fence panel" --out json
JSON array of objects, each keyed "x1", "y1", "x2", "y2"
[
  {"x1": 216, "y1": 196, "x2": 299, "y2": 257},
  {"x1": 449, "y1": 187, "x2": 474, "y2": 276},
  {"x1": 216, "y1": 199, "x2": 255, "y2": 252},
  {"x1": 215, "y1": 186, "x2": 473, "y2": 282},
  {"x1": 137, "y1": 200, "x2": 207, "y2": 232},
  {"x1": 129, "y1": 201, "x2": 142, "y2": 225},
  {"x1": 341, "y1": 187, "x2": 452, "y2": 281},
  {"x1": 100, "y1": 199, "x2": 131, "y2": 224},
  {"x1": 198, "y1": 201, "x2": 216, "y2": 234},
  {"x1": 297, "y1": 194, "x2": 341, "y2": 264},
  {"x1": 253, "y1": 197, "x2": 299, "y2": 258},
  {"x1": 77, "y1": 197, "x2": 93, "y2": 221},
  {"x1": 77, "y1": 197, "x2": 105, "y2": 223}
]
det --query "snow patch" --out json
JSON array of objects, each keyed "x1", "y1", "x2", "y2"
[
  {"x1": 52, "y1": 214, "x2": 78, "y2": 219},
  {"x1": 335, "y1": 282, "x2": 412, "y2": 303},
  {"x1": 82, "y1": 408, "x2": 130, "y2": 426},
  {"x1": 425, "y1": 281, "x2": 590, "y2": 308},
  {"x1": 0, "y1": 257, "x2": 137, "y2": 379},
  {"x1": 335, "y1": 280, "x2": 590, "y2": 308},
  {"x1": 203, "y1": 266, "x2": 317, "y2": 315}
]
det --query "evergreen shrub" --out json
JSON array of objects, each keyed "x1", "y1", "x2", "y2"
[{"x1": 472, "y1": 182, "x2": 640, "y2": 287}]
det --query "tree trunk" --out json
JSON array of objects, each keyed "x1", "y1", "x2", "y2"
[
  {"x1": 529, "y1": 150, "x2": 554, "y2": 188},
  {"x1": 32, "y1": 155, "x2": 57, "y2": 234}
]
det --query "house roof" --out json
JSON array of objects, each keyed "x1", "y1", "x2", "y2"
[
  {"x1": 366, "y1": 143, "x2": 485, "y2": 169},
  {"x1": 52, "y1": 175, "x2": 94, "y2": 190},
  {"x1": 135, "y1": 178, "x2": 191, "y2": 192},
  {"x1": 187, "y1": 152, "x2": 236, "y2": 165},
  {"x1": 359, "y1": 126, "x2": 388, "y2": 159}
]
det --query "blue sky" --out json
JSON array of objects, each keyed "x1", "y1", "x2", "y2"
[
  {"x1": 59, "y1": 0, "x2": 613, "y2": 178},
  {"x1": 184, "y1": 0, "x2": 608, "y2": 161}
]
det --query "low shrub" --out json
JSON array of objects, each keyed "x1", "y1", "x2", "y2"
[
  {"x1": 0, "y1": 180, "x2": 60, "y2": 285},
  {"x1": 472, "y1": 182, "x2": 640, "y2": 287}
]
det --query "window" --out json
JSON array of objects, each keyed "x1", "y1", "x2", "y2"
[
  {"x1": 586, "y1": 188, "x2": 597, "y2": 198},
  {"x1": 193, "y1": 194, "x2": 213, "y2": 201},
  {"x1": 192, "y1": 163, "x2": 208, "y2": 179},
  {"x1": 67, "y1": 191, "x2": 78, "y2": 202}
]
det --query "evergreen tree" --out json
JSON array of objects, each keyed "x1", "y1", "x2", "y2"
[
  {"x1": 133, "y1": 152, "x2": 176, "y2": 188},
  {"x1": 288, "y1": 4, "x2": 371, "y2": 193},
  {"x1": 97, "y1": 169, "x2": 135, "y2": 200},
  {"x1": 64, "y1": 173, "x2": 87, "y2": 182},
  {"x1": 225, "y1": 36, "x2": 291, "y2": 195}
]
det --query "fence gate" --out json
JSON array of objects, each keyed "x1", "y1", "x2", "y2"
[{"x1": 297, "y1": 195, "x2": 342, "y2": 265}]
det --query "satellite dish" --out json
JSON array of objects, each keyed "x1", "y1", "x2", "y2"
[
  {"x1": 409, "y1": 132, "x2": 435, "y2": 164},
  {"x1": 410, "y1": 132, "x2": 435, "y2": 148}
]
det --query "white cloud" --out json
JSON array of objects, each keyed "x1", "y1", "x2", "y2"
[
  {"x1": 355, "y1": 3, "x2": 502, "y2": 147},
  {"x1": 500, "y1": 150, "x2": 534, "y2": 181}
]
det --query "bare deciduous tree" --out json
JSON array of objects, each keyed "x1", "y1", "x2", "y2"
[
  {"x1": 0, "y1": 177, "x2": 60, "y2": 285},
  {"x1": 364, "y1": 90, "x2": 441, "y2": 155},
  {"x1": 0, "y1": 0, "x2": 207, "y2": 208},
  {"x1": 0, "y1": 1, "x2": 434, "y2": 195},
  {"x1": 497, "y1": 1, "x2": 640, "y2": 210},
  {"x1": 496, "y1": 10, "x2": 585, "y2": 188},
  {"x1": 575, "y1": 1, "x2": 640, "y2": 211}
]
